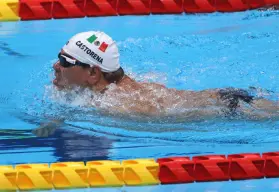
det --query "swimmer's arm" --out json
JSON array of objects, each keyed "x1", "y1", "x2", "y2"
[{"x1": 32, "y1": 119, "x2": 65, "y2": 137}]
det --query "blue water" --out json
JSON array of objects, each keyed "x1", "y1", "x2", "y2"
[{"x1": 1, "y1": 9, "x2": 279, "y2": 191}]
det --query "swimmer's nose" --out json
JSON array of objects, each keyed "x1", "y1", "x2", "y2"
[{"x1": 53, "y1": 61, "x2": 60, "y2": 71}]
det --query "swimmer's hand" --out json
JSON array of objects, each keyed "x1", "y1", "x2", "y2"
[{"x1": 32, "y1": 119, "x2": 64, "y2": 137}]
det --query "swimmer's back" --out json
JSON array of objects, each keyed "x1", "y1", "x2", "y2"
[{"x1": 103, "y1": 78, "x2": 222, "y2": 117}]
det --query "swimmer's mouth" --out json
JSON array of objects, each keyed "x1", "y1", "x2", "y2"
[
  {"x1": 53, "y1": 78, "x2": 65, "y2": 90},
  {"x1": 54, "y1": 71, "x2": 61, "y2": 79},
  {"x1": 53, "y1": 78, "x2": 59, "y2": 86},
  {"x1": 53, "y1": 72, "x2": 68, "y2": 90},
  {"x1": 53, "y1": 72, "x2": 61, "y2": 86}
]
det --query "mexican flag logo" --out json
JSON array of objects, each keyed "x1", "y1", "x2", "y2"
[{"x1": 87, "y1": 34, "x2": 108, "y2": 52}]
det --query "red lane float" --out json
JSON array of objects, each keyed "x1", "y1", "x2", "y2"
[
  {"x1": 117, "y1": 0, "x2": 150, "y2": 15},
  {"x1": 184, "y1": 0, "x2": 216, "y2": 13},
  {"x1": 158, "y1": 157, "x2": 195, "y2": 184},
  {"x1": 263, "y1": 152, "x2": 279, "y2": 178},
  {"x1": 84, "y1": 0, "x2": 118, "y2": 16},
  {"x1": 193, "y1": 155, "x2": 230, "y2": 182},
  {"x1": 228, "y1": 153, "x2": 265, "y2": 180},
  {"x1": 264, "y1": 0, "x2": 279, "y2": 5},
  {"x1": 158, "y1": 152, "x2": 279, "y2": 184},
  {"x1": 13, "y1": 0, "x2": 279, "y2": 21},
  {"x1": 248, "y1": 0, "x2": 266, "y2": 9},
  {"x1": 52, "y1": 0, "x2": 86, "y2": 19},
  {"x1": 19, "y1": 0, "x2": 53, "y2": 20},
  {"x1": 151, "y1": 0, "x2": 183, "y2": 14},
  {"x1": 215, "y1": 0, "x2": 249, "y2": 12}
]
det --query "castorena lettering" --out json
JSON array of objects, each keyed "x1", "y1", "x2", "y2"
[{"x1": 76, "y1": 41, "x2": 103, "y2": 64}]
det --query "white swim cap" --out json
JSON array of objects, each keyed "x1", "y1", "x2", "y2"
[{"x1": 62, "y1": 31, "x2": 120, "y2": 73}]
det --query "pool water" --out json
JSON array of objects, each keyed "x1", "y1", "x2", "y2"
[{"x1": 1, "y1": 9, "x2": 279, "y2": 191}]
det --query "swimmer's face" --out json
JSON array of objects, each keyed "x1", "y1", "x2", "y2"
[{"x1": 53, "y1": 50, "x2": 93, "y2": 89}]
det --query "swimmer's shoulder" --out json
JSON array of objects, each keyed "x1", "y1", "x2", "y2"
[{"x1": 140, "y1": 81, "x2": 167, "y2": 89}]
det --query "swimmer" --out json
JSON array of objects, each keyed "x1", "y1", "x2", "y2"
[{"x1": 33, "y1": 31, "x2": 279, "y2": 137}]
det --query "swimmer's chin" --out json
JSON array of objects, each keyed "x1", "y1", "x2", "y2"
[
  {"x1": 53, "y1": 79, "x2": 66, "y2": 90},
  {"x1": 52, "y1": 79, "x2": 80, "y2": 91}
]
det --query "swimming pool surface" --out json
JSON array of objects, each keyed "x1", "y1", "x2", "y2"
[{"x1": 1, "y1": 9, "x2": 279, "y2": 191}]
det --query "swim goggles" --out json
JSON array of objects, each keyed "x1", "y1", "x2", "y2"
[{"x1": 58, "y1": 52, "x2": 90, "y2": 68}]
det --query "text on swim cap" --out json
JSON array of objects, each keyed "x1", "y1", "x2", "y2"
[{"x1": 75, "y1": 41, "x2": 103, "y2": 64}]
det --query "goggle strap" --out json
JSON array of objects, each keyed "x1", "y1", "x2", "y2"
[{"x1": 61, "y1": 55, "x2": 76, "y2": 65}]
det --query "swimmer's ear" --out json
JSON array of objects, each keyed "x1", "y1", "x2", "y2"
[{"x1": 87, "y1": 66, "x2": 101, "y2": 85}]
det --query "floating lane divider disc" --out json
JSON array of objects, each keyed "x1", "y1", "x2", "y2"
[
  {"x1": 1, "y1": 152, "x2": 279, "y2": 190},
  {"x1": 1, "y1": 0, "x2": 279, "y2": 22}
]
